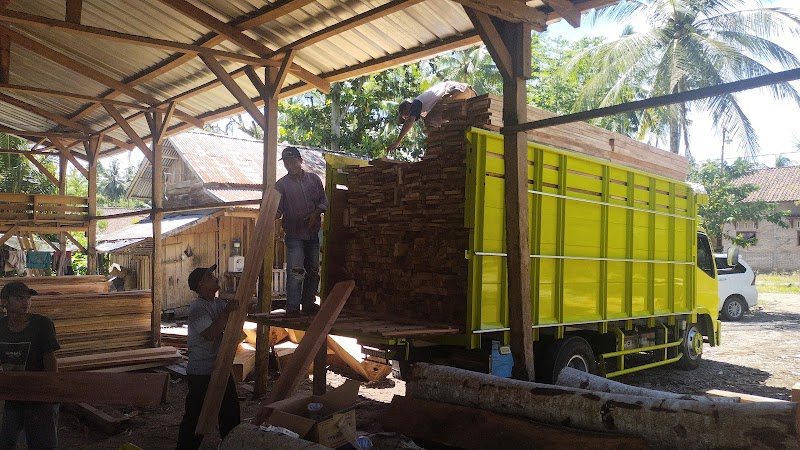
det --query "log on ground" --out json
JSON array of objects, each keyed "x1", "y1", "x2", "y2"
[{"x1": 407, "y1": 363, "x2": 800, "y2": 449}]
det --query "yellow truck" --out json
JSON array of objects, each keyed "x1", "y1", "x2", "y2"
[{"x1": 321, "y1": 127, "x2": 720, "y2": 383}]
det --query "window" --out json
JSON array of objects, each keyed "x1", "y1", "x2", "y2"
[
  {"x1": 735, "y1": 221, "x2": 757, "y2": 230},
  {"x1": 716, "y1": 257, "x2": 747, "y2": 275},
  {"x1": 697, "y1": 233, "x2": 715, "y2": 278},
  {"x1": 795, "y1": 219, "x2": 800, "y2": 229}
]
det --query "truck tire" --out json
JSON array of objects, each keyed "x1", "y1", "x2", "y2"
[
  {"x1": 720, "y1": 296, "x2": 746, "y2": 321},
  {"x1": 537, "y1": 336, "x2": 597, "y2": 384},
  {"x1": 676, "y1": 323, "x2": 703, "y2": 370}
]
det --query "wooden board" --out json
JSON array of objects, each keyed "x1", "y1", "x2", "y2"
[{"x1": 0, "y1": 372, "x2": 169, "y2": 405}]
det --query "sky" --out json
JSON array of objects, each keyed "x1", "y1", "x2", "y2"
[{"x1": 543, "y1": 0, "x2": 800, "y2": 167}]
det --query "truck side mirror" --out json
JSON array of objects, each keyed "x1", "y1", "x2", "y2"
[{"x1": 727, "y1": 246, "x2": 740, "y2": 267}]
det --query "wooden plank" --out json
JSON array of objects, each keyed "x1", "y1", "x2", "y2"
[
  {"x1": 705, "y1": 389, "x2": 790, "y2": 403},
  {"x1": 793, "y1": 383, "x2": 800, "y2": 403},
  {"x1": 381, "y1": 395, "x2": 648, "y2": 450},
  {"x1": 62, "y1": 403, "x2": 132, "y2": 434},
  {"x1": 0, "y1": 372, "x2": 169, "y2": 405},
  {"x1": 254, "y1": 280, "x2": 355, "y2": 424},
  {"x1": 195, "y1": 187, "x2": 281, "y2": 434}
]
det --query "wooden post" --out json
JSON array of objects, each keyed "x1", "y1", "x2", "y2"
[
  {"x1": 85, "y1": 137, "x2": 100, "y2": 275},
  {"x1": 500, "y1": 20, "x2": 534, "y2": 381},
  {"x1": 59, "y1": 153, "x2": 67, "y2": 276},
  {"x1": 254, "y1": 63, "x2": 284, "y2": 397},
  {"x1": 148, "y1": 108, "x2": 171, "y2": 348}
]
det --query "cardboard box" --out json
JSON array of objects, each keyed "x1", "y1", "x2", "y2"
[{"x1": 263, "y1": 379, "x2": 360, "y2": 448}]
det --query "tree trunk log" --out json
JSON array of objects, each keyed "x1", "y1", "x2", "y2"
[
  {"x1": 556, "y1": 367, "x2": 738, "y2": 403},
  {"x1": 408, "y1": 364, "x2": 800, "y2": 449}
]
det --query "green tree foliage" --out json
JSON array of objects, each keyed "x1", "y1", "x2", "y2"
[
  {"x1": 98, "y1": 159, "x2": 130, "y2": 205},
  {"x1": 0, "y1": 134, "x2": 57, "y2": 194},
  {"x1": 690, "y1": 158, "x2": 787, "y2": 251},
  {"x1": 775, "y1": 154, "x2": 794, "y2": 167},
  {"x1": 569, "y1": 0, "x2": 800, "y2": 158}
]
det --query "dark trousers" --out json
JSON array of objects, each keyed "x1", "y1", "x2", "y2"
[
  {"x1": 176, "y1": 374, "x2": 240, "y2": 449},
  {"x1": 0, "y1": 401, "x2": 59, "y2": 450}
]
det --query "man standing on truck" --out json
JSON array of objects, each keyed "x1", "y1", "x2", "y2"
[
  {"x1": 387, "y1": 81, "x2": 477, "y2": 154},
  {"x1": 275, "y1": 146, "x2": 327, "y2": 315},
  {"x1": 0, "y1": 280, "x2": 60, "y2": 449}
]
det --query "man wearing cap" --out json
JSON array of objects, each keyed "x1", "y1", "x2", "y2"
[
  {"x1": 276, "y1": 146, "x2": 327, "y2": 315},
  {"x1": 176, "y1": 265, "x2": 240, "y2": 449},
  {"x1": 0, "y1": 280, "x2": 60, "y2": 449},
  {"x1": 387, "y1": 81, "x2": 477, "y2": 154}
]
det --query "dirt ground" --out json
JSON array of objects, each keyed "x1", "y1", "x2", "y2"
[{"x1": 57, "y1": 292, "x2": 800, "y2": 449}]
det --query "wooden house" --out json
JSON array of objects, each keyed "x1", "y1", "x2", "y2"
[{"x1": 98, "y1": 131, "x2": 329, "y2": 313}]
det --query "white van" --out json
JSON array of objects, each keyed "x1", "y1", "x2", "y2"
[{"x1": 715, "y1": 254, "x2": 758, "y2": 321}]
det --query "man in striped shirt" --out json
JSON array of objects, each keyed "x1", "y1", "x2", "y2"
[{"x1": 275, "y1": 146, "x2": 328, "y2": 315}]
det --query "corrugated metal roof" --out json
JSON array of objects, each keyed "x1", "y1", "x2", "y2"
[
  {"x1": 735, "y1": 166, "x2": 800, "y2": 202},
  {"x1": 128, "y1": 131, "x2": 329, "y2": 199},
  {"x1": 97, "y1": 210, "x2": 218, "y2": 241},
  {"x1": 0, "y1": 0, "x2": 616, "y2": 159}
]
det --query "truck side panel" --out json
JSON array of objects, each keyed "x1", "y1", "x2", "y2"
[{"x1": 465, "y1": 129, "x2": 703, "y2": 342}]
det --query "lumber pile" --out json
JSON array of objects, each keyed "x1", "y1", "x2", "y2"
[
  {"x1": 58, "y1": 346, "x2": 181, "y2": 372},
  {"x1": 0, "y1": 275, "x2": 109, "y2": 295},
  {"x1": 444, "y1": 94, "x2": 689, "y2": 180},
  {"x1": 332, "y1": 96, "x2": 688, "y2": 328},
  {"x1": 30, "y1": 290, "x2": 153, "y2": 357}
]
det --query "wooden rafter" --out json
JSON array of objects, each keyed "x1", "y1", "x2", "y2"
[
  {"x1": 200, "y1": 54, "x2": 266, "y2": 129},
  {"x1": 103, "y1": 104, "x2": 154, "y2": 163},
  {"x1": 0, "y1": 226, "x2": 17, "y2": 247},
  {"x1": 65, "y1": 0, "x2": 82, "y2": 24},
  {"x1": 23, "y1": 153, "x2": 59, "y2": 186},
  {"x1": 464, "y1": 8, "x2": 514, "y2": 79},
  {"x1": 36, "y1": 233, "x2": 60, "y2": 252},
  {"x1": 158, "y1": 0, "x2": 330, "y2": 93},
  {"x1": 51, "y1": 137, "x2": 88, "y2": 178},
  {"x1": 67, "y1": 0, "x2": 318, "y2": 125},
  {"x1": 542, "y1": 0, "x2": 582, "y2": 27},
  {"x1": 0, "y1": 26, "x2": 203, "y2": 129},
  {"x1": 0, "y1": 148, "x2": 58, "y2": 156},
  {"x1": 247, "y1": 51, "x2": 294, "y2": 100},
  {"x1": 0, "y1": 10, "x2": 287, "y2": 67},
  {"x1": 97, "y1": 32, "x2": 482, "y2": 157},
  {"x1": 0, "y1": 83, "x2": 155, "y2": 110},
  {"x1": 0, "y1": 125, "x2": 87, "y2": 139},
  {"x1": 0, "y1": 92, "x2": 133, "y2": 150},
  {"x1": 451, "y1": 0, "x2": 546, "y2": 30}
]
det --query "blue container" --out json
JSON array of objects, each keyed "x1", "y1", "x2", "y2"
[{"x1": 490, "y1": 341, "x2": 513, "y2": 377}]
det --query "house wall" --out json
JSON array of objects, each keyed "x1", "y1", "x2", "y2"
[{"x1": 722, "y1": 201, "x2": 800, "y2": 273}]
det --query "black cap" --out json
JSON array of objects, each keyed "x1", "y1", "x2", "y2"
[
  {"x1": 279, "y1": 146, "x2": 302, "y2": 161},
  {"x1": 187, "y1": 264, "x2": 217, "y2": 292},
  {"x1": 0, "y1": 281, "x2": 38, "y2": 300}
]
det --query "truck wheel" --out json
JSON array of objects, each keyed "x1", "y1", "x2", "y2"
[
  {"x1": 720, "y1": 296, "x2": 746, "y2": 321},
  {"x1": 545, "y1": 336, "x2": 597, "y2": 383},
  {"x1": 677, "y1": 323, "x2": 703, "y2": 370}
]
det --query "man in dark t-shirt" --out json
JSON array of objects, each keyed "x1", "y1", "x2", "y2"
[{"x1": 0, "y1": 280, "x2": 60, "y2": 449}]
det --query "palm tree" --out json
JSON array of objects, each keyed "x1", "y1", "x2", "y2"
[
  {"x1": 570, "y1": 0, "x2": 800, "y2": 159},
  {"x1": 0, "y1": 134, "x2": 57, "y2": 194},
  {"x1": 98, "y1": 159, "x2": 129, "y2": 205}
]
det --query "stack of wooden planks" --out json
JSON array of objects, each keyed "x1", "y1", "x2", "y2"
[
  {"x1": 443, "y1": 94, "x2": 689, "y2": 180},
  {"x1": 338, "y1": 147, "x2": 470, "y2": 326},
  {"x1": 30, "y1": 290, "x2": 153, "y2": 357},
  {"x1": 330, "y1": 95, "x2": 688, "y2": 329},
  {"x1": 0, "y1": 275, "x2": 109, "y2": 295},
  {"x1": 58, "y1": 346, "x2": 181, "y2": 372}
]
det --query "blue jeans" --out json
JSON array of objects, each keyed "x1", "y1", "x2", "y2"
[{"x1": 285, "y1": 234, "x2": 320, "y2": 312}]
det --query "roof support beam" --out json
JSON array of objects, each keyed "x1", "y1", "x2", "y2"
[
  {"x1": 0, "y1": 83, "x2": 155, "y2": 110},
  {"x1": 0, "y1": 26, "x2": 203, "y2": 129},
  {"x1": 65, "y1": 0, "x2": 82, "y2": 24},
  {"x1": 24, "y1": 153, "x2": 59, "y2": 186},
  {"x1": 464, "y1": 8, "x2": 514, "y2": 79},
  {"x1": 0, "y1": 92, "x2": 132, "y2": 150},
  {"x1": 64, "y1": 231, "x2": 87, "y2": 253},
  {"x1": 157, "y1": 0, "x2": 330, "y2": 93},
  {"x1": 146, "y1": 102, "x2": 176, "y2": 145},
  {"x1": 51, "y1": 137, "x2": 88, "y2": 179},
  {"x1": 0, "y1": 148, "x2": 58, "y2": 156},
  {"x1": 0, "y1": 10, "x2": 286, "y2": 67},
  {"x1": 451, "y1": 0, "x2": 546, "y2": 30},
  {"x1": 86, "y1": 134, "x2": 99, "y2": 274},
  {"x1": 0, "y1": 31, "x2": 8, "y2": 83},
  {"x1": 542, "y1": 0, "x2": 581, "y2": 27},
  {"x1": 200, "y1": 54, "x2": 266, "y2": 129},
  {"x1": 148, "y1": 108, "x2": 165, "y2": 347},
  {"x1": 0, "y1": 126, "x2": 87, "y2": 140},
  {"x1": 103, "y1": 104, "x2": 155, "y2": 163}
]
